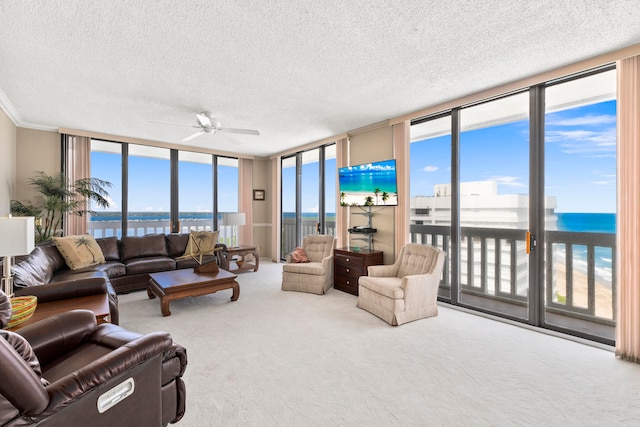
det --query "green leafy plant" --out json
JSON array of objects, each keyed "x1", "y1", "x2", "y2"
[{"x1": 10, "y1": 171, "x2": 112, "y2": 243}]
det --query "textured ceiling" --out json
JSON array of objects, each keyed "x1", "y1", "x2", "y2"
[{"x1": 1, "y1": 1, "x2": 640, "y2": 157}]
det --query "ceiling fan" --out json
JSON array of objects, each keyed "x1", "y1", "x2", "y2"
[{"x1": 154, "y1": 111, "x2": 260, "y2": 142}]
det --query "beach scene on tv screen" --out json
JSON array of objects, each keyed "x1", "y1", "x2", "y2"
[{"x1": 339, "y1": 159, "x2": 398, "y2": 206}]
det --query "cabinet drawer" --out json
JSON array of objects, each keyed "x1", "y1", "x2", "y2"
[
  {"x1": 334, "y1": 274, "x2": 359, "y2": 295},
  {"x1": 335, "y1": 263, "x2": 363, "y2": 278},
  {"x1": 334, "y1": 252, "x2": 365, "y2": 268}
]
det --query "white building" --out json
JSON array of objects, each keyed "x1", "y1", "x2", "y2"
[{"x1": 410, "y1": 181, "x2": 557, "y2": 295}]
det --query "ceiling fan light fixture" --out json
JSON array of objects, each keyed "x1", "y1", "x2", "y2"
[{"x1": 155, "y1": 111, "x2": 260, "y2": 141}]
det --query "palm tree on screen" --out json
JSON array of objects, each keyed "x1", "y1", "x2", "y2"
[{"x1": 374, "y1": 188, "x2": 381, "y2": 205}]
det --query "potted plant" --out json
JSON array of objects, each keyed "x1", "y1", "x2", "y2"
[{"x1": 10, "y1": 171, "x2": 112, "y2": 243}]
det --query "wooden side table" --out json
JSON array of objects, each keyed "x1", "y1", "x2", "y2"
[
  {"x1": 222, "y1": 245, "x2": 259, "y2": 273},
  {"x1": 334, "y1": 247, "x2": 384, "y2": 295},
  {"x1": 7, "y1": 293, "x2": 111, "y2": 331}
]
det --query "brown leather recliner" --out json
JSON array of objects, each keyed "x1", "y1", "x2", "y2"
[{"x1": 0, "y1": 310, "x2": 187, "y2": 426}]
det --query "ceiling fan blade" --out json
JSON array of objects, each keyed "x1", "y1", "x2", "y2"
[
  {"x1": 181, "y1": 130, "x2": 205, "y2": 142},
  {"x1": 217, "y1": 127, "x2": 261, "y2": 136},
  {"x1": 195, "y1": 113, "x2": 212, "y2": 128},
  {"x1": 149, "y1": 120, "x2": 194, "y2": 128}
]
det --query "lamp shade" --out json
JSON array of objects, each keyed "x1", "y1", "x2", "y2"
[
  {"x1": 0, "y1": 217, "x2": 35, "y2": 256},
  {"x1": 223, "y1": 213, "x2": 246, "y2": 226}
]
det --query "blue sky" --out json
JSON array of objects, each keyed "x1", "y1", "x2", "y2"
[
  {"x1": 92, "y1": 99, "x2": 615, "y2": 216},
  {"x1": 410, "y1": 99, "x2": 616, "y2": 213},
  {"x1": 91, "y1": 154, "x2": 239, "y2": 213},
  {"x1": 282, "y1": 159, "x2": 336, "y2": 216}
]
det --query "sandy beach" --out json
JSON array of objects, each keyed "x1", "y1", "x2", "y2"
[
  {"x1": 341, "y1": 191, "x2": 398, "y2": 207},
  {"x1": 552, "y1": 262, "x2": 613, "y2": 320}
]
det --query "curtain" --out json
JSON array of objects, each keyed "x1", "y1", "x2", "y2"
[
  {"x1": 616, "y1": 55, "x2": 640, "y2": 362},
  {"x1": 336, "y1": 137, "x2": 349, "y2": 248},
  {"x1": 392, "y1": 121, "x2": 410, "y2": 255},
  {"x1": 62, "y1": 134, "x2": 91, "y2": 236},
  {"x1": 238, "y1": 158, "x2": 253, "y2": 246}
]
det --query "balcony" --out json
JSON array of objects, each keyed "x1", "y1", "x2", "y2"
[
  {"x1": 280, "y1": 216, "x2": 336, "y2": 257},
  {"x1": 411, "y1": 224, "x2": 615, "y2": 342},
  {"x1": 89, "y1": 218, "x2": 236, "y2": 246}
]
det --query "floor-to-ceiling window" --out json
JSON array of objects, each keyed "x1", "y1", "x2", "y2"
[
  {"x1": 324, "y1": 144, "x2": 337, "y2": 237},
  {"x1": 217, "y1": 156, "x2": 240, "y2": 246},
  {"x1": 301, "y1": 149, "x2": 320, "y2": 236},
  {"x1": 178, "y1": 151, "x2": 214, "y2": 232},
  {"x1": 459, "y1": 92, "x2": 531, "y2": 319},
  {"x1": 89, "y1": 140, "x2": 122, "y2": 238},
  {"x1": 90, "y1": 140, "x2": 239, "y2": 240},
  {"x1": 410, "y1": 113, "x2": 452, "y2": 300},
  {"x1": 127, "y1": 145, "x2": 171, "y2": 235},
  {"x1": 281, "y1": 155, "x2": 297, "y2": 257},
  {"x1": 543, "y1": 68, "x2": 617, "y2": 341},
  {"x1": 408, "y1": 66, "x2": 617, "y2": 344},
  {"x1": 280, "y1": 143, "x2": 336, "y2": 260}
]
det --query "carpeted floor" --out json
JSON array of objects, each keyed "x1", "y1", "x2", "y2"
[{"x1": 118, "y1": 261, "x2": 640, "y2": 426}]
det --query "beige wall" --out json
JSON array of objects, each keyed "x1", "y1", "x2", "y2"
[
  {"x1": 251, "y1": 157, "x2": 272, "y2": 258},
  {"x1": 347, "y1": 126, "x2": 396, "y2": 264},
  {"x1": 0, "y1": 108, "x2": 17, "y2": 215},
  {"x1": 14, "y1": 128, "x2": 60, "y2": 204}
]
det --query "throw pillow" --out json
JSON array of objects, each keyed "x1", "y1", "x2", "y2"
[
  {"x1": 52, "y1": 234, "x2": 106, "y2": 270},
  {"x1": 291, "y1": 246, "x2": 310, "y2": 263},
  {"x1": 183, "y1": 230, "x2": 220, "y2": 257}
]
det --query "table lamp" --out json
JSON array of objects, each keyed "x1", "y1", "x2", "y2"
[
  {"x1": 223, "y1": 213, "x2": 245, "y2": 248},
  {"x1": 0, "y1": 216, "x2": 35, "y2": 296}
]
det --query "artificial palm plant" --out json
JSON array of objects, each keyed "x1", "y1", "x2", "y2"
[{"x1": 10, "y1": 171, "x2": 112, "y2": 243}]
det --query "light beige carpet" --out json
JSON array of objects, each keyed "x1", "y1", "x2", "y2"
[{"x1": 118, "y1": 261, "x2": 640, "y2": 426}]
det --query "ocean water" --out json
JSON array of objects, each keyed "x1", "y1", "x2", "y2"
[
  {"x1": 338, "y1": 159, "x2": 398, "y2": 194},
  {"x1": 554, "y1": 213, "x2": 615, "y2": 282},
  {"x1": 91, "y1": 211, "x2": 614, "y2": 279},
  {"x1": 556, "y1": 212, "x2": 615, "y2": 234},
  {"x1": 338, "y1": 172, "x2": 397, "y2": 194}
]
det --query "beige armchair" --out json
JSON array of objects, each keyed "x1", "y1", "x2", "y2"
[
  {"x1": 282, "y1": 235, "x2": 336, "y2": 294},
  {"x1": 357, "y1": 243, "x2": 446, "y2": 326}
]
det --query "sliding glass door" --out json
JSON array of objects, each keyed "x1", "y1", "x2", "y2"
[
  {"x1": 410, "y1": 113, "x2": 452, "y2": 300},
  {"x1": 408, "y1": 66, "x2": 617, "y2": 344},
  {"x1": 543, "y1": 68, "x2": 617, "y2": 341},
  {"x1": 458, "y1": 92, "x2": 531, "y2": 319}
]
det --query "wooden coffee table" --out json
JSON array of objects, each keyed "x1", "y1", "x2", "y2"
[{"x1": 148, "y1": 268, "x2": 239, "y2": 317}]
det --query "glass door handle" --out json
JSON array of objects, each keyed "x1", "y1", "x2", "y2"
[{"x1": 526, "y1": 231, "x2": 536, "y2": 254}]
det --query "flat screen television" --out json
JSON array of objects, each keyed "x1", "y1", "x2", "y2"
[{"x1": 338, "y1": 159, "x2": 398, "y2": 206}]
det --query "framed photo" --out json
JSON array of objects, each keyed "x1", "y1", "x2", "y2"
[{"x1": 253, "y1": 189, "x2": 266, "y2": 201}]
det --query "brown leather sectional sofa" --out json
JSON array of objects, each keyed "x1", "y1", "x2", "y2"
[{"x1": 12, "y1": 233, "x2": 224, "y2": 325}]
